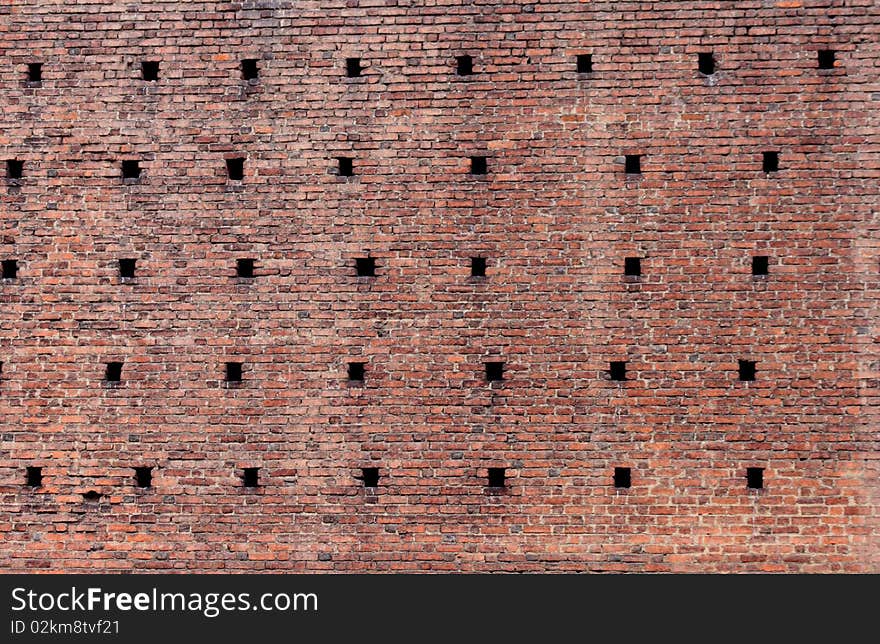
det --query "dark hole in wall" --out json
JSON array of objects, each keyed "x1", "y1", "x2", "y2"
[
  {"x1": 141, "y1": 61, "x2": 159, "y2": 81},
  {"x1": 105, "y1": 362, "x2": 123, "y2": 382},
  {"x1": 614, "y1": 467, "x2": 631, "y2": 488},
  {"x1": 83, "y1": 490, "x2": 101, "y2": 501},
  {"x1": 225, "y1": 362, "x2": 243, "y2": 382},
  {"x1": 817, "y1": 50, "x2": 836, "y2": 69},
  {"x1": 471, "y1": 257, "x2": 487, "y2": 277},
  {"x1": 6, "y1": 159, "x2": 23, "y2": 179},
  {"x1": 355, "y1": 257, "x2": 375, "y2": 277},
  {"x1": 609, "y1": 361, "x2": 627, "y2": 381},
  {"x1": 360, "y1": 467, "x2": 379, "y2": 488},
  {"x1": 625, "y1": 155, "x2": 642, "y2": 174},
  {"x1": 1, "y1": 259, "x2": 18, "y2": 279},
  {"x1": 624, "y1": 257, "x2": 641, "y2": 276},
  {"x1": 738, "y1": 360, "x2": 756, "y2": 381},
  {"x1": 752, "y1": 256, "x2": 769, "y2": 276},
  {"x1": 470, "y1": 156, "x2": 488, "y2": 175},
  {"x1": 348, "y1": 362, "x2": 365, "y2": 382},
  {"x1": 134, "y1": 467, "x2": 152, "y2": 488},
  {"x1": 485, "y1": 361, "x2": 504, "y2": 381},
  {"x1": 226, "y1": 157, "x2": 245, "y2": 181},
  {"x1": 26, "y1": 466, "x2": 42, "y2": 488},
  {"x1": 119, "y1": 258, "x2": 137, "y2": 279},
  {"x1": 698, "y1": 52, "x2": 715, "y2": 75},
  {"x1": 236, "y1": 258, "x2": 255, "y2": 278},
  {"x1": 762, "y1": 151, "x2": 779, "y2": 172},
  {"x1": 346, "y1": 57, "x2": 362, "y2": 77},
  {"x1": 243, "y1": 468, "x2": 259, "y2": 487},
  {"x1": 27, "y1": 62, "x2": 42, "y2": 83},
  {"x1": 121, "y1": 160, "x2": 141, "y2": 180},
  {"x1": 337, "y1": 157, "x2": 354, "y2": 177},
  {"x1": 487, "y1": 467, "x2": 506, "y2": 488},
  {"x1": 747, "y1": 467, "x2": 764, "y2": 489},
  {"x1": 456, "y1": 55, "x2": 473, "y2": 75},
  {"x1": 576, "y1": 53, "x2": 593, "y2": 73},
  {"x1": 241, "y1": 59, "x2": 259, "y2": 80}
]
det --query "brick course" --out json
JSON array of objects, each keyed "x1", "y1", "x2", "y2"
[{"x1": 1, "y1": 0, "x2": 878, "y2": 572}]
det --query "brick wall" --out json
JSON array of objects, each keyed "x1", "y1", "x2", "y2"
[{"x1": 1, "y1": 0, "x2": 878, "y2": 572}]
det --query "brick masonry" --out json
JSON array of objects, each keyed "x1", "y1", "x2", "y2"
[{"x1": 1, "y1": 0, "x2": 878, "y2": 572}]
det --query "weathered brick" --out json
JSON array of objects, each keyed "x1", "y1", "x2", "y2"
[{"x1": 0, "y1": 1, "x2": 878, "y2": 573}]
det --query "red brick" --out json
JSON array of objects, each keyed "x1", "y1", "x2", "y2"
[{"x1": 0, "y1": 1, "x2": 878, "y2": 573}]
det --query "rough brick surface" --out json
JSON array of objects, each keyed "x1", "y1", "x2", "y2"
[{"x1": 1, "y1": 0, "x2": 878, "y2": 572}]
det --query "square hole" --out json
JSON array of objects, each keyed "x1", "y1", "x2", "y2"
[
  {"x1": 698, "y1": 52, "x2": 715, "y2": 75},
  {"x1": 337, "y1": 157, "x2": 354, "y2": 177},
  {"x1": 2, "y1": 259, "x2": 18, "y2": 279},
  {"x1": 817, "y1": 50, "x2": 836, "y2": 69},
  {"x1": 355, "y1": 257, "x2": 375, "y2": 277},
  {"x1": 134, "y1": 466, "x2": 152, "y2": 488},
  {"x1": 141, "y1": 61, "x2": 159, "y2": 81},
  {"x1": 752, "y1": 256, "x2": 769, "y2": 276},
  {"x1": 348, "y1": 362, "x2": 365, "y2": 382},
  {"x1": 225, "y1": 361, "x2": 243, "y2": 383},
  {"x1": 609, "y1": 361, "x2": 627, "y2": 381},
  {"x1": 119, "y1": 258, "x2": 137, "y2": 279},
  {"x1": 236, "y1": 258, "x2": 255, "y2": 278},
  {"x1": 241, "y1": 59, "x2": 259, "y2": 80},
  {"x1": 470, "y1": 257, "x2": 487, "y2": 277},
  {"x1": 738, "y1": 359, "x2": 756, "y2": 382},
  {"x1": 26, "y1": 466, "x2": 42, "y2": 488},
  {"x1": 624, "y1": 257, "x2": 641, "y2": 277},
  {"x1": 487, "y1": 467, "x2": 506, "y2": 488},
  {"x1": 613, "y1": 467, "x2": 631, "y2": 488},
  {"x1": 27, "y1": 62, "x2": 42, "y2": 84},
  {"x1": 243, "y1": 467, "x2": 259, "y2": 487},
  {"x1": 360, "y1": 467, "x2": 379, "y2": 488},
  {"x1": 747, "y1": 467, "x2": 764, "y2": 489},
  {"x1": 105, "y1": 361, "x2": 123, "y2": 383},
  {"x1": 762, "y1": 151, "x2": 779, "y2": 173},
  {"x1": 456, "y1": 55, "x2": 473, "y2": 76},
  {"x1": 6, "y1": 159, "x2": 23, "y2": 180},
  {"x1": 485, "y1": 361, "x2": 504, "y2": 381},
  {"x1": 226, "y1": 157, "x2": 245, "y2": 181},
  {"x1": 346, "y1": 57, "x2": 362, "y2": 77},
  {"x1": 121, "y1": 160, "x2": 141, "y2": 180},
  {"x1": 624, "y1": 155, "x2": 642, "y2": 175},
  {"x1": 576, "y1": 53, "x2": 593, "y2": 73},
  {"x1": 470, "y1": 156, "x2": 488, "y2": 175}
]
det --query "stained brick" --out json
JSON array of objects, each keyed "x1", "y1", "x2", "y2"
[{"x1": 0, "y1": 1, "x2": 876, "y2": 574}]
